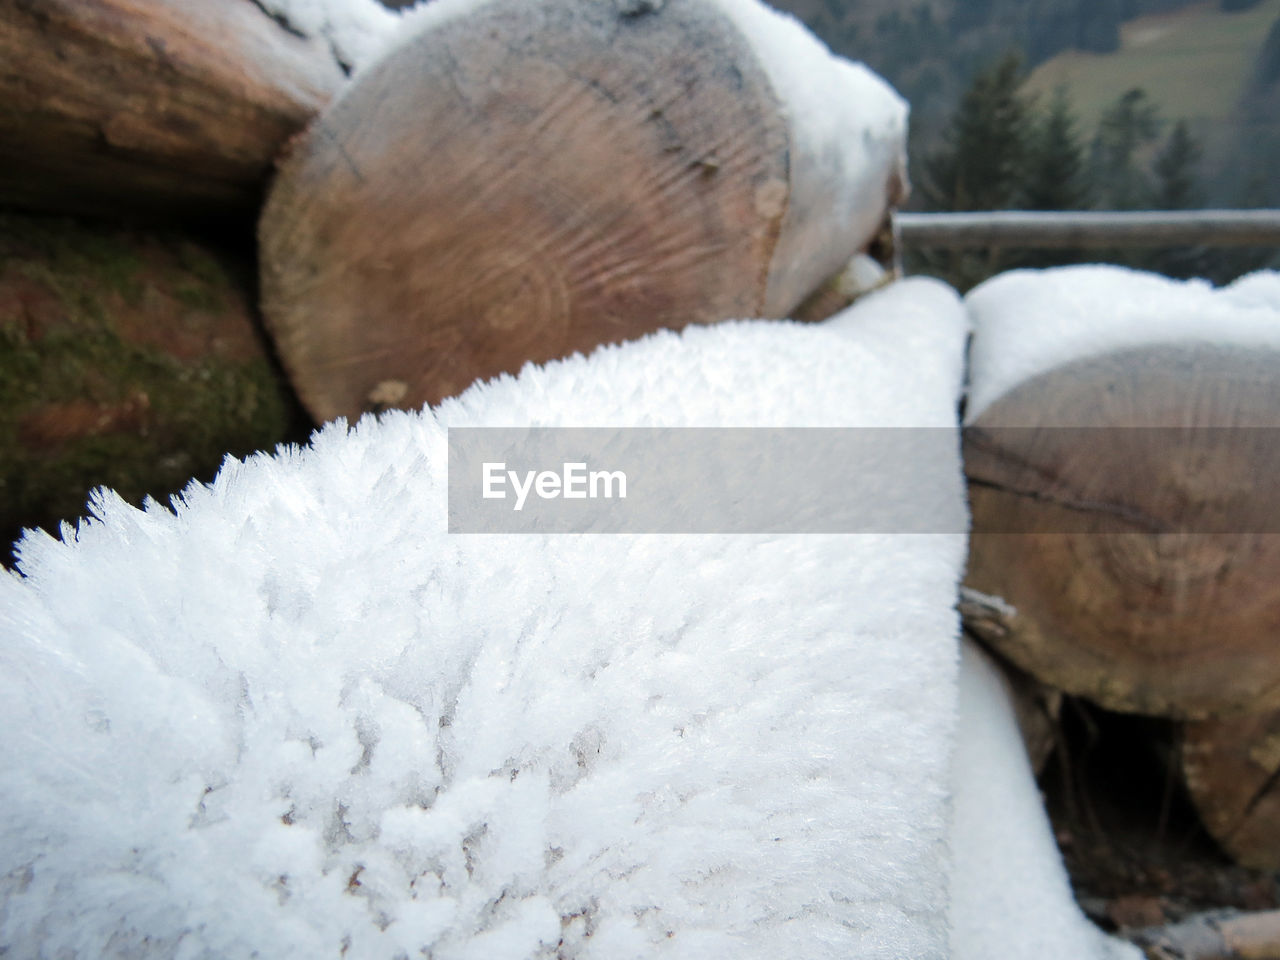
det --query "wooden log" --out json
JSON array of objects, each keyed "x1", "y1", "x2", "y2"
[
  {"x1": 1183, "y1": 711, "x2": 1280, "y2": 870},
  {"x1": 959, "y1": 592, "x2": 1061, "y2": 774},
  {"x1": 259, "y1": 0, "x2": 908, "y2": 422},
  {"x1": 0, "y1": 210, "x2": 304, "y2": 563},
  {"x1": 0, "y1": 0, "x2": 345, "y2": 222},
  {"x1": 1131, "y1": 908, "x2": 1280, "y2": 959},
  {"x1": 964, "y1": 343, "x2": 1280, "y2": 718}
]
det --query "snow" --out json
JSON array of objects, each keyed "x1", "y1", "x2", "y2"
[
  {"x1": 1, "y1": 278, "x2": 971, "y2": 959},
  {"x1": 703, "y1": 0, "x2": 909, "y2": 312},
  {"x1": 950, "y1": 641, "x2": 1142, "y2": 960},
  {"x1": 259, "y1": 0, "x2": 405, "y2": 72},
  {"x1": 965, "y1": 265, "x2": 1280, "y2": 421}
]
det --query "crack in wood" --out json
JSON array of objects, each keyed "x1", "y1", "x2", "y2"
[{"x1": 965, "y1": 474, "x2": 1167, "y2": 533}]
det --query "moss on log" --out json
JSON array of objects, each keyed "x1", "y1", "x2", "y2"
[{"x1": 0, "y1": 212, "x2": 306, "y2": 562}]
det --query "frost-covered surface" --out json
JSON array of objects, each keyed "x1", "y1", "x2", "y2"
[
  {"x1": 950, "y1": 641, "x2": 1141, "y2": 960},
  {"x1": 1, "y1": 279, "x2": 970, "y2": 959},
  {"x1": 259, "y1": 0, "x2": 405, "y2": 72},
  {"x1": 703, "y1": 0, "x2": 909, "y2": 313},
  {"x1": 966, "y1": 265, "x2": 1280, "y2": 421}
]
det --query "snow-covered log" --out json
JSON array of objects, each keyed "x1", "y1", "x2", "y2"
[
  {"x1": 1, "y1": 277, "x2": 1141, "y2": 958},
  {"x1": 0, "y1": 281, "x2": 972, "y2": 959},
  {"x1": 259, "y1": 0, "x2": 909, "y2": 423},
  {"x1": 0, "y1": 0, "x2": 397, "y2": 221},
  {"x1": 1182, "y1": 709, "x2": 1280, "y2": 870},
  {"x1": 963, "y1": 266, "x2": 1280, "y2": 719}
]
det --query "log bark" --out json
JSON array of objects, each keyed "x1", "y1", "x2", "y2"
[
  {"x1": 963, "y1": 343, "x2": 1280, "y2": 719},
  {"x1": 1183, "y1": 711, "x2": 1280, "y2": 870},
  {"x1": 259, "y1": 0, "x2": 907, "y2": 422},
  {"x1": 0, "y1": 0, "x2": 344, "y2": 222},
  {"x1": 0, "y1": 210, "x2": 304, "y2": 564}
]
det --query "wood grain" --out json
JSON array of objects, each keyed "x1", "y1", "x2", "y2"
[
  {"x1": 259, "y1": 0, "x2": 904, "y2": 421},
  {"x1": 964, "y1": 344, "x2": 1280, "y2": 718}
]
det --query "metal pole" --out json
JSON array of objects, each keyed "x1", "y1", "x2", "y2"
[{"x1": 894, "y1": 210, "x2": 1280, "y2": 249}]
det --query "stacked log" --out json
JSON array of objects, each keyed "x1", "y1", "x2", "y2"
[
  {"x1": 0, "y1": 0, "x2": 345, "y2": 221},
  {"x1": 1182, "y1": 712, "x2": 1280, "y2": 872},
  {"x1": 258, "y1": 0, "x2": 908, "y2": 421},
  {"x1": 962, "y1": 265, "x2": 1280, "y2": 872},
  {"x1": 9, "y1": 0, "x2": 1280, "y2": 903},
  {"x1": 3, "y1": 0, "x2": 908, "y2": 556},
  {"x1": 964, "y1": 343, "x2": 1280, "y2": 719},
  {"x1": 0, "y1": 211, "x2": 304, "y2": 560}
]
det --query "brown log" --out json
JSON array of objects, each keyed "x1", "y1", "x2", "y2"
[
  {"x1": 0, "y1": 210, "x2": 305, "y2": 564},
  {"x1": 960, "y1": 593, "x2": 1062, "y2": 774},
  {"x1": 259, "y1": 0, "x2": 907, "y2": 422},
  {"x1": 1132, "y1": 908, "x2": 1280, "y2": 959},
  {"x1": 1183, "y1": 711, "x2": 1280, "y2": 870},
  {"x1": 0, "y1": 0, "x2": 345, "y2": 221},
  {"x1": 964, "y1": 344, "x2": 1280, "y2": 718}
]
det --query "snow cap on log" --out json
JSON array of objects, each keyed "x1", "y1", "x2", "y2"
[
  {"x1": 962, "y1": 266, "x2": 1280, "y2": 717},
  {"x1": 698, "y1": 0, "x2": 910, "y2": 314},
  {"x1": 966, "y1": 265, "x2": 1280, "y2": 422},
  {"x1": 1, "y1": 280, "x2": 969, "y2": 958},
  {"x1": 259, "y1": 0, "x2": 908, "y2": 423},
  {"x1": 257, "y1": 0, "x2": 404, "y2": 73}
]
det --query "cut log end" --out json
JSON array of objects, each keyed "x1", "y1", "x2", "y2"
[
  {"x1": 261, "y1": 0, "x2": 789, "y2": 421},
  {"x1": 259, "y1": 0, "x2": 904, "y2": 422},
  {"x1": 964, "y1": 343, "x2": 1280, "y2": 719},
  {"x1": 1183, "y1": 711, "x2": 1280, "y2": 871}
]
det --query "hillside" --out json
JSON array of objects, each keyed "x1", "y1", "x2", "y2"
[
  {"x1": 1024, "y1": 0, "x2": 1280, "y2": 159},
  {"x1": 765, "y1": 0, "x2": 1203, "y2": 147}
]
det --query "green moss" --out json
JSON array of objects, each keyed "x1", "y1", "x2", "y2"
[
  {"x1": 175, "y1": 240, "x2": 231, "y2": 289},
  {"x1": 0, "y1": 212, "x2": 305, "y2": 561},
  {"x1": 1, "y1": 212, "x2": 144, "y2": 304},
  {"x1": 173, "y1": 281, "x2": 223, "y2": 311}
]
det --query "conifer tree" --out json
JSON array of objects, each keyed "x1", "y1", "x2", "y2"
[
  {"x1": 1153, "y1": 119, "x2": 1203, "y2": 210},
  {"x1": 1090, "y1": 88, "x2": 1162, "y2": 209},
  {"x1": 1152, "y1": 119, "x2": 1209, "y2": 278},
  {"x1": 920, "y1": 52, "x2": 1031, "y2": 213},
  {"x1": 1024, "y1": 86, "x2": 1092, "y2": 211},
  {"x1": 914, "y1": 52, "x2": 1032, "y2": 289}
]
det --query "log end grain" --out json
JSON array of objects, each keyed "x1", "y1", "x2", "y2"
[
  {"x1": 964, "y1": 343, "x2": 1280, "y2": 718},
  {"x1": 260, "y1": 0, "x2": 800, "y2": 422}
]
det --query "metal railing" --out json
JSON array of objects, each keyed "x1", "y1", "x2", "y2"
[{"x1": 895, "y1": 209, "x2": 1280, "y2": 248}]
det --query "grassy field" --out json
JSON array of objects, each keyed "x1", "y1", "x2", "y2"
[{"x1": 1023, "y1": 0, "x2": 1280, "y2": 144}]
